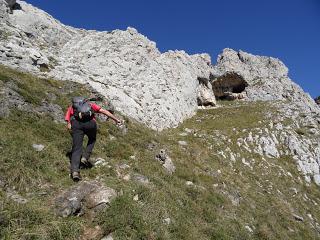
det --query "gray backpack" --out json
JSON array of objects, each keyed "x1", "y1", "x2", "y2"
[{"x1": 72, "y1": 97, "x2": 94, "y2": 121}]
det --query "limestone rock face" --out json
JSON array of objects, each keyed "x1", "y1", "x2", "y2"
[
  {"x1": 0, "y1": 1, "x2": 214, "y2": 131},
  {"x1": 212, "y1": 49, "x2": 318, "y2": 113},
  {"x1": 211, "y1": 49, "x2": 320, "y2": 185}
]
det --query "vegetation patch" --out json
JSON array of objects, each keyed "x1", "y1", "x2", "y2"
[{"x1": 1, "y1": 66, "x2": 320, "y2": 239}]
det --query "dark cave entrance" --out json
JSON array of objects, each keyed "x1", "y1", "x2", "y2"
[{"x1": 211, "y1": 73, "x2": 248, "y2": 100}]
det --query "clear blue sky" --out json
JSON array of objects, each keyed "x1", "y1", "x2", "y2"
[{"x1": 26, "y1": 0, "x2": 319, "y2": 98}]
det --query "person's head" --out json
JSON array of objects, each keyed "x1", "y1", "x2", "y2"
[{"x1": 72, "y1": 96, "x2": 85, "y2": 106}]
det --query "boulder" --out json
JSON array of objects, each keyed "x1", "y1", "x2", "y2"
[
  {"x1": 54, "y1": 181, "x2": 117, "y2": 217},
  {"x1": 197, "y1": 78, "x2": 216, "y2": 106}
]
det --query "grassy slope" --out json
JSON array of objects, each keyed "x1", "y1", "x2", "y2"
[{"x1": 1, "y1": 65, "x2": 320, "y2": 239}]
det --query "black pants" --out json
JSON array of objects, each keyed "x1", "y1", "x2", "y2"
[{"x1": 70, "y1": 119, "x2": 97, "y2": 172}]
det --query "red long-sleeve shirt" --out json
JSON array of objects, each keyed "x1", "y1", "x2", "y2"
[{"x1": 65, "y1": 103, "x2": 101, "y2": 123}]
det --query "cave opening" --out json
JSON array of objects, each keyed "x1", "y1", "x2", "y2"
[{"x1": 211, "y1": 73, "x2": 248, "y2": 100}]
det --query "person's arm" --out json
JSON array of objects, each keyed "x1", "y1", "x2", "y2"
[
  {"x1": 65, "y1": 106, "x2": 72, "y2": 130},
  {"x1": 98, "y1": 108, "x2": 121, "y2": 124}
]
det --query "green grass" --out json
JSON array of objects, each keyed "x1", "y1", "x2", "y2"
[{"x1": 1, "y1": 65, "x2": 320, "y2": 239}]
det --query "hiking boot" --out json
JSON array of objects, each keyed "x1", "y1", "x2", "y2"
[
  {"x1": 71, "y1": 172, "x2": 81, "y2": 182},
  {"x1": 80, "y1": 157, "x2": 93, "y2": 168}
]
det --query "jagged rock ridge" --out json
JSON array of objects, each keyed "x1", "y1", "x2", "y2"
[{"x1": 0, "y1": 0, "x2": 215, "y2": 131}]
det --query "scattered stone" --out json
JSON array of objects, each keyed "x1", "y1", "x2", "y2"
[
  {"x1": 147, "y1": 141, "x2": 157, "y2": 150},
  {"x1": 163, "y1": 218, "x2": 171, "y2": 225},
  {"x1": 108, "y1": 135, "x2": 116, "y2": 141},
  {"x1": 293, "y1": 214, "x2": 304, "y2": 222},
  {"x1": 185, "y1": 181, "x2": 194, "y2": 186},
  {"x1": 155, "y1": 149, "x2": 176, "y2": 174},
  {"x1": 117, "y1": 164, "x2": 130, "y2": 170},
  {"x1": 93, "y1": 158, "x2": 107, "y2": 167},
  {"x1": 6, "y1": 189, "x2": 28, "y2": 204},
  {"x1": 245, "y1": 225, "x2": 253, "y2": 233},
  {"x1": 54, "y1": 181, "x2": 117, "y2": 217},
  {"x1": 122, "y1": 174, "x2": 131, "y2": 181},
  {"x1": 132, "y1": 174, "x2": 149, "y2": 185},
  {"x1": 289, "y1": 187, "x2": 298, "y2": 196},
  {"x1": 32, "y1": 144, "x2": 45, "y2": 152},
  {"x1": 178, "y1": 141, "x2": 188, "y2": 146},
  {"x1": 133, "y1": 194, "x2": 139, "y2": 201},
  {"x1": 80, "y1": 225, "x2": 104, "y2": 240},
  {"x1": 179, "y1": 132, "x2": 188, "y2": 137},
  {"x1": 101, "y1": 234, "x2": 113, "y2": 240}
]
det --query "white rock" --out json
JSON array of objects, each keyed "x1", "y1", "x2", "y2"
[
  {"x1": 101, "y1": 234, "x2": 113, "y2": 240},
  {"x1": 133, "y1": 194, "x2": 139, "y2": 201},
  {"x1": 163, "y1": 218, "x2": 171, "y2": 225},
  {"x1": 185, "y1": 181, "x2": 194, "y2": 186},
  {"x1": 32, "y1": 144, "x2": 44, "y2": 152},
  {"x1": 178, "y1": 141, "x2": 188, "y2": 146}
]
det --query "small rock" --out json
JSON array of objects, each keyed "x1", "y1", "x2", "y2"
[
  {"x1": 307, "y1": 214, "x2": 314, "y2": 221},
  {"x1": 109, "y1": 135, "x2": 116, "y2": 140},
  {"x1": 293, "y1": 214, "x2": 304, "y2": 222},
  {"x1": 80, "y1": 225, "x2": 104, "y2": 240},
  {"x1": 184, "y1": 128, "x2": 193, "y2": 133},
  {"x1": 122, "y1": 174, "x2": 131, "y2": 181},
  {"x1": 118, "y1": 164, "x2": 130, "y2": 170},
  {"x1": 133, "y1": 194, "x2": 139, "y2": 201},
  {"x1": 6, "y1": 189, "x2": 28, "y2": 204},
  {"x1": 132, "y1": 174, "x2": 149, "y2": 185},
  {"x1": 178, "y1": 141, "x2": 188, "y2": 146},
  {"x1": 32, "y1": 144, "x2": 45, "y2": 152},
  {"x1": 163, "y1": 218, "x2": 171, "y2": 225},
  {"x1": 245, "y1": 225, "x2": 253, "y2": 233},
  {"x1": 147, "y1": 141, "x2": 157, "y2": 150},
  {"x1": 179, "y1": 132, "x2": 188, "y2": 137},
  {"x1": 155, "y1": 149, "x2": 176, "y2": 174},
  {"x1": 185, "y1": 181, "x2": 194, "y2": 186},
  {"x1": 129, "y1": 155, "x2": 136, "y2": 160},
  {"x1": 289, "y1": 187, "x2": 298, "y2": 195},
  {"x1": 94, "y1": 158, "x2": 107, "y2": 167},
  {"x1": 101, "y1": 234, "x2": 113, "y2": 240}
]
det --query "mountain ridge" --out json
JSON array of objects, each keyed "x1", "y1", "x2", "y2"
[{"x1": 0, "y1": 0, "x2": 318, "y2": 130}]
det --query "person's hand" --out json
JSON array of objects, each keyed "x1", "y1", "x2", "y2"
[
  {"x1": 67, "y1": 122, "x2": 72, "y2": 131},
  {"x1": 115, "y1": 119, "x2": 124, "y2": 127}
]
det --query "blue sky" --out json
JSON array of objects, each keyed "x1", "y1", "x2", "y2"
[{"x1": 26, "y1": 0, "x2": 319, "y2": 98}]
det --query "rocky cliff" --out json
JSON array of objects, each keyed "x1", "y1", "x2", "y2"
[{"x1": 0, "y1": 0, "x2": 216, "y2": 131}]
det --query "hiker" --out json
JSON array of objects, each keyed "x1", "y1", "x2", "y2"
[{"x1": 65, "y1": 96, "x2": 122, "y2": 181}]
